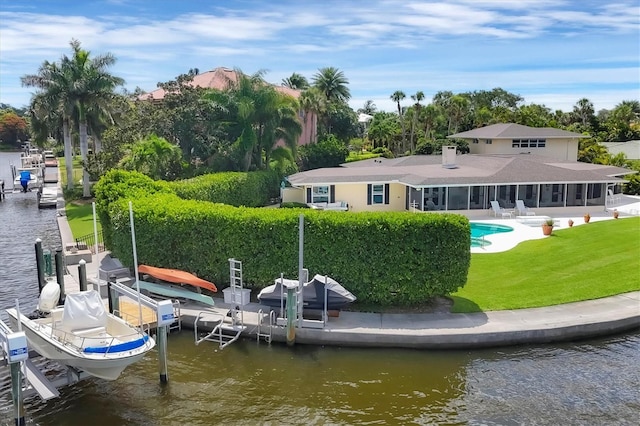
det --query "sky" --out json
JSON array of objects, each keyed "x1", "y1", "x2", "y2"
[{"x1": 1, "y1": 0, "x2": 638, "y2": 114}]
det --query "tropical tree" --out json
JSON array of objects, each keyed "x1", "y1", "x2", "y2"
[
  {"x1": 312, "y1": 67, "x2": 351, "y2": 103},
  {"x1": 390, "y1": 91, "x2": 406, "y2": 152},
  {"x1": 357, "y1": 100, "x2": 377, "y2": 115},
  {"x1": 573, "y1": 98, "x2": 595, "y2": 128},
  {"x1": 446, "y1": 95, "x2": 469, "y2": 134},
  {"x1": 282, "y1": 72, "x2": 309, "y2": 90},
  {"x1": 409, "y1": 91, "x2": 424, "y2": 153},
  {"x1": 22, "y1": 60, "x2": 76, "y2": 189},
  {"x1": 120, "y1": 134, "x2": 183, "y2": 180},
  {"x1": 62, "y1": 39, "x2": 124, "y2": 197},
  {"x1": 0, "y1": 111, "x2": 28, "y2": 146},
  {"x1": 299, "y1": 87, "x2": 324, "y2": 144}
]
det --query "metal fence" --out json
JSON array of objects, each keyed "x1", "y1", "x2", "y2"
[{"x1": 75, "y1": 230, "x2": 105, "y2": 254}]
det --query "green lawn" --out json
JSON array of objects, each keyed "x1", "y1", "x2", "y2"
[
  {"x1": 66, "y1": 201, "x2": 101, "y2": 239},
  {"x1": 58, "y1": 156, "x2": 84, "y2": 187},
  {"x1": 452, "y1": 217, "x2": 640, "y2": 313}
]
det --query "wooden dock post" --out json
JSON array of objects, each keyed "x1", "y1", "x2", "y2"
[
  {"x1": 286, "y1": 285, "x2": 296, "y2": 346},
  {"x1": 55, "y1": 249, "x2": 65, "y2": 303},
  {"x1": 0, "y1": 180, "x2": 5, "y2": 201},
  {"x1": 157, "y1": 326, "x2": 169, "y2": 384},
  {"x1": 34, "y1": 239, "x2": 45, "y2": 292},
  {"x1": 78, "y1": 259, "x2": 87, "y2": 292}
]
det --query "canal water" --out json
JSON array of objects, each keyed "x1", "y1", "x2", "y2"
[{"x1": 0, "y1": 152, "x2": 638, "y2": 425}]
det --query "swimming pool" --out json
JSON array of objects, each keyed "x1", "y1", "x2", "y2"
[{"x1": 470, "y1": 222, "x2": 514, "y2": 247}]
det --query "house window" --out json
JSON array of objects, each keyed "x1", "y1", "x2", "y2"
[
  {"x1": 371, "y1": 184, "x2": 384, "y2": 204},
  {"x1": 485, "y1": 139, "x2": 492, "y2": 144},
  {"x1": 312, "y1": 186, "x2": 329, "y2": 203},
  {"x1": 473, "y1": 138, "x2": 479, "y2": 144},
  {"x1": 512, "y1": 139, "x2": 520, "y2": 148},
  {"x1": 511, "y1": 138, "x2": 546, "y2": 148}
]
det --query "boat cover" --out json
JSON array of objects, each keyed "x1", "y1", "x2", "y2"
[
  {"x1": 138, "y1": 264, "x2": 217, "y2": 292},
  {"x1": 61, "y1": 290, "x2": 107, "y2": 330}
]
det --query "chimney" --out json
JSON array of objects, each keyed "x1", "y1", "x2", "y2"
[{"x1": 442, "y1": 146, "x2": 458, "y2": 169}]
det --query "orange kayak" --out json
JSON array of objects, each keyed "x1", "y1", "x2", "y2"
[{"x1": 138, "y1": 265, "x2": 217, "y2": 292}]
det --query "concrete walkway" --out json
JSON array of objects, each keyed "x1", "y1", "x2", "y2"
[{"x1": 53, "y1": 177, "x2": 640, "y2": 349}]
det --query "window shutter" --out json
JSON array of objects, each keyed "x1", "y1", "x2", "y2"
[
  {"x1": 330, "y1": 185, "x2": 335, "y2": 203},
  {"x1": 367, "y1": 184, "x2": 372, "y2": 205},
  {"x1": 306, "y1": 187, "x2": 311, "y2": 203},
  {"x1": 384, "y1": 184, "x2": 390, "y2": 205}
]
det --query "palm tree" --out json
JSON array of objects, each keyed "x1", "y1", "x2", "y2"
[
  {"x1": 358, "y1": 100, "x2": 377, "y2": 115},
  {"x1": 282, "y1": 72, "x2": 309, "y2": 90},
  {"x1": 447, "y1": 95, "x2": 469, "y2": 134},
  {"x1": 573, "y1": 98, "x2": 595, "y2": 128},
  {"x1": 63, "y1": 39, "x2": 124, "y2": 197},
  {"x1": 312, "y1": 67, "x2": 350, "y2": 103},
  {"x1": 422, "y1": 104, "x2": 439, "y2": 141},
  {"x1": 299, "y1": 87, "x2": 324, "y2": 144},
  {"x1": 409, "y1": 91, "x2": 424, "y2": 153},
  {"x1": 22, "y1": 60, "x2": 76, "y2": 189},
  {"x1": 390, "y1": 90, "x2": 406, "y2": 153}
]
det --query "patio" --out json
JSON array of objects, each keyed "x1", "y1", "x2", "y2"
[{"x1": 469, "y1": 195, "x2": 640, "y2": 253}]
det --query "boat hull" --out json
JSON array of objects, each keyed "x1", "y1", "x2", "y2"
[
  {"x1": 6, "y1": 309, "x2": 155, "y2": 381},
  {"x1": 258, "y1": 275, "x2": 356, "y2": 311}
]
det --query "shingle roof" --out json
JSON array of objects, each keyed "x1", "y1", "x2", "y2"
[
  {"x1": 287, "y1": 154, "x2": 632, "y2": 187},
  {"x1": 140, "y1": 67, "x2": 300, "y2": 101},
  {"x1": 448, "y1": 123, "x2": 588, "y2": 139}
]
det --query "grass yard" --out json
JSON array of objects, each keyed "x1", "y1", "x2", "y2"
[
  {"x1": 66, "y1": 201, "x2": 101, "y2": 239},
  {"x1": 452, "y1": 217, "x2": 640, "y2": 313},
  {"x1": 58, "y1": 156, "x2": 84, "y2": 188}
]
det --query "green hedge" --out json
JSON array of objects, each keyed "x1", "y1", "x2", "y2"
[
  {"x1": 97, "y1": 172, "x2": 471, "y2": 305},
  {"x1": 168, "y1": 170, "x2": 280, "y2": 207}
]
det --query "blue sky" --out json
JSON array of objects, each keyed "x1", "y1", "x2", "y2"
[{"x1": 1, "y1": 0, "x2": 638, "y2": 113}]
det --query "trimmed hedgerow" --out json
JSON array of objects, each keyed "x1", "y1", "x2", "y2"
[
  {"x1": 99, "y1": 175, "x2": 471, "y2": 305},
  {"x1": 167, "y1": 170, "x2": 280, "y2": 207}
]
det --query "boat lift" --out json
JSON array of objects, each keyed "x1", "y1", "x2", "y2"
[{"x1": 194, "y1": 258, "x2": 247, "y2": 349}]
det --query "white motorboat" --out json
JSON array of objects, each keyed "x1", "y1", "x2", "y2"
[
  {"x1": 6, "y1": 288, "x2": 155, "y2": 381},
  {"x1": 14, "y1": 168, "x2": 40, "y2": 192}
]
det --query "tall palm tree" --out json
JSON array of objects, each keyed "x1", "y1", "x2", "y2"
[
  {"x1": 299, "y1": 87, "x2": 324, "y2": 144},
  {"x1": 312, "y1": 67, "x2": 350, "y2": 103},
  {"x1": 22, "y1": 60, "x2": 76, "y2": 189},
  {"x1": 282, "y1": 72, "x2": 309, "y2": 90},
  {"x1": 63, "y1": 39, "x2": 124, "y2": 197},
  {"x1": 573, "y1": 98, "x2": 594, "y2": 128},
  {"x1": 358, "y1": 100, "x2": 377, "y2": 115},
  {"x1": 390, "y1": 90, "x2": 406, "y2": 153},
  {"x1": 409, "y1": 91, "x2": 424, "y2": 153}
]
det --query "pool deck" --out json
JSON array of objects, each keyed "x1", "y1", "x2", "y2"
[{"x1": 54, "y1": 195, "x2": 640, "y2": 349}]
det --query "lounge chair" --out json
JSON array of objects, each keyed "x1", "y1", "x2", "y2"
[
  {"x1": 516, "y1": 200, "x2": 536, "y2": 216},
  {"x1": 490, "y1": 201, "x2": 513, "y2": 218}
]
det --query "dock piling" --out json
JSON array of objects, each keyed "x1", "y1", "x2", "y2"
[
  {"x1": 10, "y1": 362, "x2": 25, "y2": 426},
  {"x1": 55, "y1": 249, "x2": 65, "y2": 303},
  {"x1": 286, "y1": 285, "x2": 297, "y2": 346},
  {"x1": 78, "y1": 260, "x2": 87, "y2": 292},
  {"x1": 157, "y1": 326, "x2": 169, "y2": 384},
  {"x1": 35, "y1": 239, "x2": 45, "y2": 292}
]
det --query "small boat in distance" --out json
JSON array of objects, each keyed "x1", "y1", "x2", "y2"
[
  {"x1": 257, "y1": 274, "x2": 356, "y2": 311},
  {"x1": 6, "y1": 288, "x2": 155, "y2": 381},
  {"x1": 138, "y1": 264, "x2": 217, "y2": 293}
]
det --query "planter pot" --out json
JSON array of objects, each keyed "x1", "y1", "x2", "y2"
[
  {"x1": 568, "y1": 219, "x2": 574, "y2": 227},
  {"x1": 584, "y1": 214, "x2": 591, "y2": 223},
  {"x1": 613, "y1": 210, "x2": 619, "y2": 219},
  {"x1": 542, "y1": 224, "x2": 553, "y2": 236}
]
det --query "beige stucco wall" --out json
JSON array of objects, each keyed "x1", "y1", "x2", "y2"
[
  {"x1": 467, "y1": 138, "x2": 580, "y2": 161},
  {"x1": 281, "y1": 187, "x2": 305, "y2": 204},
  {"x1": 334, "y1": 183, "x2": 406, "y2": 212}
]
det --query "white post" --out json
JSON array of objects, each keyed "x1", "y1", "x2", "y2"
[
  {"x1": 92, "y1": 202, "x2": 100, "y2": 290},
  {"x1": 297, "y1": 214, "x2": 304, "y2": 327},
  {"x1": 129, "y1": 202, "x2": 143, "y2": 329}
]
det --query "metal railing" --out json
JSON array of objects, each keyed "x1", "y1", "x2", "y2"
[{"x1": 75, "y1": 230, "x2": 105, "y2": 254}]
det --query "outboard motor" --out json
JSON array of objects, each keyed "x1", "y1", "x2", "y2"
[{"x1": 29, "y1": 280, "x2": 61, "y2": 318}]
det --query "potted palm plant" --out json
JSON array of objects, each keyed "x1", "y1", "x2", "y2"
[{"x1": 542, "y1": 218, "x2": 554, "y2": 235}]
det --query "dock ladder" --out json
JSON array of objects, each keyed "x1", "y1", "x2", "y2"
[
  {"x1": 193, "y1": 259, "x2": 247, "y2": 349},
  {"x1": 256, "y1": 309, "x2": 276, "y2": 343}
]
